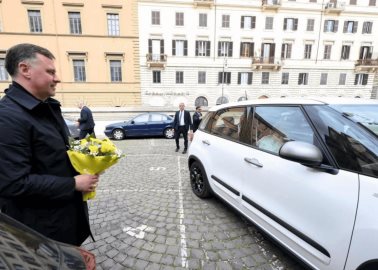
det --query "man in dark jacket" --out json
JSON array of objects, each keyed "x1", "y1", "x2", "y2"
[
  {"x1": 0, "y1": 43, "x2": 99, "y2": 246},
  {"x1": 77, "y1": 102, "x2": 95, "y2": 139},
  {"x1": 173, "y1": 102, "x2": 192, "y2": 154},
  {"x1": 192, "y1": 106, "x2": 203, "y2": 132}
]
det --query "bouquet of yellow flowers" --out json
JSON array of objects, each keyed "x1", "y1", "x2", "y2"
[{"x1": 67, "y1": 136, "x2": 124, "y2": 201}]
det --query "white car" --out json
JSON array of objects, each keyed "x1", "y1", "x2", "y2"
[{"x1": 188, "y1": 98, "x2": 378, "y2": 270}]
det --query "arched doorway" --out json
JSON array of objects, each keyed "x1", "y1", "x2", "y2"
[
  {"x1": 216, "y1": 96, "x2": 229, "y2": 105},
  {"x1": 195, "y1": 96, "x2": 208, "y2": 107}
]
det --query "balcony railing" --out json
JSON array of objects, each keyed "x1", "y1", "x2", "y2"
[
  {"x1": 261, "y1": 0, "x2": 281, "y2": 10},
  {"x1": 146, "y1": 53, "x2": 167, "y2": 68},
  {"x1": 355, "y1": 59, "x2": 378, "y2": 72},
  {"x1": 193, "y1": 0, "x2": 214, "y2": 7},
  {"x1": 252, "y1": 57, "x2": 282, "y2": 70},
  {"x1": 324, "y1": 1, "x2": 345, "y2": 14}
]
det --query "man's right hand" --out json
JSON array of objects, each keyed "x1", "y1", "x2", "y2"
[{"x1": 74, "y1": 174, "x2": 99, "y2": 192}]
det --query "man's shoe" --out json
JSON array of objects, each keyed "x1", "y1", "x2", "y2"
[
  {"x1": 175, "y1": 148, "x2": 179, "y2": 152},
  {"x1": 182, "y1": 149, "x2": 187, "y2": 154}
]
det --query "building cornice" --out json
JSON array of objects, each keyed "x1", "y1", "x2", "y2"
[
  {"x1": 21, "y1": 0, "x2": 44, "y2": 5},
  {"x1": 62, "y1": 2, "x2": 84, "y2": 7},
  {"x1": 101, "y1": 4, "x2": 123, "y2": 9}
]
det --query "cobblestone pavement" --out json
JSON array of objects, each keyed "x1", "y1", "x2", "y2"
[{"x1": 82, "y1": 138, "x2": 306, "y2": 270}]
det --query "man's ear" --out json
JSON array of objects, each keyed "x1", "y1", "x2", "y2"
[{"x1": 18, "y1": 62, "x2": 31, "y2": 79}]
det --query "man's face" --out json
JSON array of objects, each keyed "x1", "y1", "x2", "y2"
[
  {"x1": 197, "y1": 107, "x2": 202, "y2": 112},
  {"x1": 179, "y1": 103, "x2": 185, "y2": 111},
  {"x1": 27, "y1": 53, "x2": 60, "y2": 100}
]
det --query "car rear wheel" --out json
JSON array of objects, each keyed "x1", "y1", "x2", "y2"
[
  {"x1": 164, "y1": 128, "x2": 175, "y2": 139},
  {"x1": 190, "y1": 161, "x2": 212, "y2": 198},
  {"x1": 112, "y1": 129, "x2": 125, "y2": 140}
]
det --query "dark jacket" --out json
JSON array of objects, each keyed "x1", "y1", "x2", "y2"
[
  {"x1": 0, "y1": 82, "x2": 91, "y2": 246},
  {"x1": 173, "y1": 110, "x2": 192, "y2": 131},
  {"x1": 192, "y1": 112, "x2": 202, "y2": 132},
  {"x1": 78, "y1": 106, "x2": 95, "y2": 131}
]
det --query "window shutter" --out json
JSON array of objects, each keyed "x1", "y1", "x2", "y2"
[
  {"x1": 283, "y1": 18, "x2": 287, "y2": 30},
  {"x1": 353, "y1": 21, "x2": 358, "y2": 33},
  {"x1": 241, "y1": 16, "x2": 244, "y2": 28},
  {"x1": 334, "y1": 20, "x2": 339, "y2": 32},
  {"x1": 369, "y1": 22, "x2": 373, "y2": 33},
  {"x1": 359, "y1": 47, "x2": 364, "y2": 59},
  {"x1": 270, "y1": 44, "x2": 275, "y2": 58},
  {"x1": 218, "y1": 72, "x2": 222, "y2": 83},
  {"x1": 148, "y1": 39, "x2": 152, "y2": 53},
  {"x1": 218, "y1": 41, "x2": 221, "y2": 56},
  {"x1": 251, "y1": 43, "x2": 254, "y2": 57},
  {"x1": 294, "y1": 19, "x2": 298, "y2": 30},
  {"x1": 184, "y1": 40, "x2": 188, "y2": 56},
  {"x1": 368, "y1": 47, "x2": 373, "y2": 58},
  {"x1": 240, "y1": 42, "x2": 243, "y2": 57},
  {"x1": 195, "y1": 41, "x2": 199, "y2": 56},
  {"x1": 238, "y1": 72, "x2": 241, "y2": 84},
  {"x1": 228, "y1": 42, "x2": 233, "y2": 57},
  {"x1": 248, "y1": 73, "x2": 252, "y2": 84},
  {"x1": 354, "y1": 74, "x2": 358, "y2": 85},
  {"x1": 160, "y1": 40, "x2": 164, "y2": 54},
  {"x1": 281, "y1": 44, "x2": 285, "y2": 58},
  {"x1": 324, "y1": 21, "x2": 328, "y2": 32},
  {"x1": 362, "y1": 74, "x2": 368, "y2": 85},
  {"x1": 287, "y1": 44, "x2": 292, "y2": 58},
  {"x1": 252, "y1": 16, "x2": 256, "y2": 29},
  {"x1": 343, "y1": 21, "x2": 348, "y2": 33},
  {"x1": 206, "y1": 41, "x2": 210, "y2": 56},
  {"x1": 172, "y1": 40, "x2": 176, "y2": 56},
  {"x1": 261, "y1": 43, "x2": 264, "y2": 57},
  {"x1": 227, "y1": 72, "x2": 231, "y2": 84}
]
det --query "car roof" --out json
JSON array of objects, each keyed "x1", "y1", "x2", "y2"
[{"x1": 209, "y1": 97, "x2": 378, "y2": 111}]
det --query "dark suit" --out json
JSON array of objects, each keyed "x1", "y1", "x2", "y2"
[
  {"x1": 78, "y1": 106, "x2": 95, "y2": 139},
  {"x1": 192, "y1": 111, "x2": 202, "y2": 132},
  {"x1": 173, "y1": 110, "x2": 192, "y2": 149}
]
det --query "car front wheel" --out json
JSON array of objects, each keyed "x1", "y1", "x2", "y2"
[
  {"x1": 164, "y1": 128, "x2": 175, "y2": 139},
  {"x1": 112, "y1": 129, "x2": 125, "y2": 140},
  {"x1": 190, "y1": 161, "x2": 212, "y2": 198}
]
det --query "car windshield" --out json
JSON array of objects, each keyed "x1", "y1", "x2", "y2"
[
  {"x1": 305, "y1": 105, "x2": 378, "y2": 178},
  {"x1": 329, "y1": 104, "x2": 378, "y2": 136}
]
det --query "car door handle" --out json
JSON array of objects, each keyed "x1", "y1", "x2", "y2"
[
  {"x1": 244, "y1": 157, "x2": 263, "y2": 168},
  {"x1": 202, "y1": 140, "x2": 210, "y2": 145}
]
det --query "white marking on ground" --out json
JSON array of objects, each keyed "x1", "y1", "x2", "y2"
[
  {"x1": 177, "y1": 156, "x2": 188, "y2": 268},
  {"x1": 149, "y1": 167, "x2": 167, "y2": 171},
  {"x1": 122, "y1": 224, "x2": 149, "y2": 239}
]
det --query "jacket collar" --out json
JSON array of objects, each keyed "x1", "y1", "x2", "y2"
[{"x1": 5, "y1": 81, "x2": 61, "y2": 110}]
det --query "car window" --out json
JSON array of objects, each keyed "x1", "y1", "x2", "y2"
[
  {"x1": 133, "y1": 114, "x2": 149, "y2": 123},
  {"x1": 305, "y1": 105, "x2": 378, "y2": 177},
  {"x1": 210, "y1": 107, "x2": 248, "y2": 141},
  {"x1": 252, "y1": 106, "x2": 314, "y2": 154},
  {"x1": 150, "y1": 114, "x2": 164, "y2": 122}
]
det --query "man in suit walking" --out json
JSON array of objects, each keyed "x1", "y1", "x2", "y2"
[
  {"x1": 77, "y1": 102, "x2": 95, "y2": 139},
  {"x1": 192, "y1": 106, "x2": 203, "y2": 133},
  {"x1": 173, "y1": 102, "x2": 192, "y2": 154}
]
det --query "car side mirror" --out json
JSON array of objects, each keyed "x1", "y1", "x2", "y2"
[
  {"x1": 130, "y1": 120, "x2": 135, "y2": 124},
  {"x1": 279, "y1": 141, "x2": 323, "y2": 166}
]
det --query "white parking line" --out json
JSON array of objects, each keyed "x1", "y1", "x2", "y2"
[{"x1": 177, "y1": 156, "x2": 188, "y2": 268}]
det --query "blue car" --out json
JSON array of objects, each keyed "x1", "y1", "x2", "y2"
[{"x1": 104, "y1": 112, "x2": 175, "y2": 140}]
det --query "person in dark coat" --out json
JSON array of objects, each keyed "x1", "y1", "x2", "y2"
[
  {"x1": 77, "y1": 102, "x2": 95, "y2": 139},
  {"x1": 0, "y1": 43, "x2": 99, "y2": 246},
  {"x1": 192, "y1": 106, "x2": 203, "y2": 133},
  {"x1": 173, "y1": 102, "x2": 192, "y2": 154}
]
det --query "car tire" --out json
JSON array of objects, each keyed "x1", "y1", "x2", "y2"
[
  {"x1": 112, "y1": 129, "x2": 125, "y2": 140},
  {"x1": 190, "y1": 161, "x2": 212, "y2": 198},
  {"x1": 163, "y1": 128, "x2": 175, "y2": 139}
]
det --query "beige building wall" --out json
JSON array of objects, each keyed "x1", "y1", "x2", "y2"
[{"x1": 0, "y1": 0, "x2": 141, "y2": 107}]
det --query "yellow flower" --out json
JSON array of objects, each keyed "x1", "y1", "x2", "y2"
[
  {"x1": 101, "y1": 141, "x2": 116, "y2": 154},
  {"x1": 80, "y1": 139, "x2": 87, "y2": 146},
  {"x1": 88, "y1": 145, "x2": 99, "y2": 155}
]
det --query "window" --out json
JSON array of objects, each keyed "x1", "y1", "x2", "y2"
[
  {"x1": 281, "y1": 72, "x2": 289, "y2": 84},
  {"x1": 0, "y1": 59, "x2": 8, "y2": 81},
  {"x1": 262, "y1": 72, "x2": 270, "y2": 84},
  {"x1": 324, "y1": 45, "x2": 332, "y2": 59},
  {"x1": 298, "y1": 73, "x2": 308, "y2": 85},
  {"x1": 362, "y1": 21, "x2": 373, "y2": 34},
  {"x1": 339, "y1": 73, "x2": 346, "y2": 85},
  {"x1": 176, "y1": 12, "x2": 184, "y2": 26},
  {"x1": 172, "y1": 40, "x2": 188, "y2": 56},
  {"x1": 341, "y1": 45, "x2": 350, "y2": 60},
  {"x1": 199, "y1": 13, "x2": 207, "y2": 27},
  {"x1": 283, "y1": 18, "x2": 298, "y2": 31},
  {"x1": 369, "y1": 0, "x2": 376, "y2": 5},
  {"x1": 359, "y1": 46, "x2": 373, "y2": 59},
  {"x1": 195, "y1": 41, "x2": 210, "y2": 56},
  {"x1": 350, "y1": 0, "x2": 356, "y2": 4},
  {"x1": 195, "y1": 96, "x2": 208, "y2": 107},
  {"x1": 152, "y1": 70, "x2": 161, "y2": 83},
  {"x1": 218, "y1": 41, "x2": 233, "y2": 57},
  {"x1": 343, "y1": 21, "x2": 358, "y2": 33},
  {"x1": 281, "y1": 43, "x2": 292, "y2": 59},
  {"x1": 216, "y1": 96, "x2": 229, "y2": 105},
  {"x1": 148, "y1": 39, "x2": 164, "y2": 61},
  {"x1": 211, "y1": 107, "x2": 247, "y2": 141},
  {"x1": 134, "y1": 114, "x2": 149, "y2": 123},
  {"x1": 28, "y1": 10, "x2": 42, "y2": 32},
  {"x1": 198, "y1": 71, "x2": 206, "y2": 84},
  {"x1": 218, "y1": 72, "x2": 231, "y2": 84},
  {"x1": 320, "y1": 73, "x2": 328, "y2": 85},
  {"x1": 240, "y1": 42, "x2": 254, "y2": 57},
  {"x1": 238, "y1": 72, "x2": 252, "y2": 85},
  {"x1": 107, "y1": 14, "x2": 119, "y2": 36},
  {"x1": 68, "y1": 12, "x2": 81, "y2": 34},
  {"x1": 307, "y1": 19, "x2": 315, "y2": 31},
  {"x1": 265, "y1": 17, "x2": 273, "y2": 30},
  {"x1": 241, "y1": 16, "x2": 256, "y2": 29},
  {"x1": 304, "y1": 44, "x2": 312, "y2": 59},
  {"x1": 151, "y1": 11, "x2": 160, "y2": 25},
  {"x1": 324, "y1": 20, "x2": 338, "y2": 32},
  {"x1": 222, "y1": 15, "x2": 230, "y2": 28},
  {"x1": 354, "y1": 74, "x2": 368, "y2": 85},
  {"x1": 73, "y1": 60, "x2": 86, "y2": 82},
  {"x1": 110, "y1": 60, "x2": 122, "y2": 82},
  {"x1": 176, "y1": 71, "x2": 184, "y2": 84}
]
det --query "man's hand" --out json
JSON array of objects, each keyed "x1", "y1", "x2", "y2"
[{"x1": 74, "y1": 174, "x2": 99, "y2": 192}]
